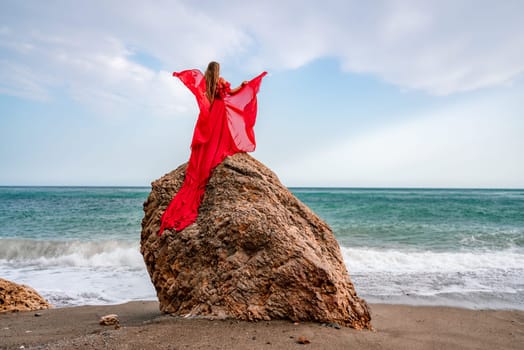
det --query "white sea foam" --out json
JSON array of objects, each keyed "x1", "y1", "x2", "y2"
[
  {"x1": 1, "y1": 265, "x2": 157, "y2": 307},
  {"x1": 341, "y1": 246, "x2": 524, "y2": 274},
  {"x1": 0, "y1": 239, "x2": 144, "y2": 268},
  {"x1": 341, "y1": 246, "x2": 524, "y2": 310},
  {"x1": 0, "y1": 238, "x2": 156, "y2": 307}
]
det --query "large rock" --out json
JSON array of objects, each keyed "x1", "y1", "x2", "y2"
[
  {"x1": 141, "y1": 153, "x2": 371, "y2": 329},
  {"x1": 0, "y1": 278, "x2": 51, "y2": 313}
]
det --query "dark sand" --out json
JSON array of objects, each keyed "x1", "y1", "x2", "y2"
[{"x1": 1, "y1": 301, "x2": 522, "y2": 349}]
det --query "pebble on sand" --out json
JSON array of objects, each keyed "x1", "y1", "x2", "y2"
[
  {"x1": 296, "y1": 336, "x2": 310, "y2": 344},
  {"x1": 99, "y1": 314, "x2": 119, "y2": 326}
]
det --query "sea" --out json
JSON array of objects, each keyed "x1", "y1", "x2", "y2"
[{"x1": 0, "y1": 186, "x2": 523, "y2": 310}]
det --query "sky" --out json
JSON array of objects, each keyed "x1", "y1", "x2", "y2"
[{"x1": 1, "y1": 0, "x2": 523, "y2": 188}]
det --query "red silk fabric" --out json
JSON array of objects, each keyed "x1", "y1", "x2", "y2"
[{"x1": 158, "y1": 70, "x2": 267, "y2": 235}]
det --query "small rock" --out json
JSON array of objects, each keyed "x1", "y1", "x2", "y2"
[
  {"x1": 99, "y1": 314, "x2": 119, "y2": 326},
  {"x1": 296, "y1": 336, "x2": 310, "y2": 344},
  {"x1": 293, "y1": 322, "x2": 299, "y2": 326},
  {"x1": 34, "y1": 313, "x2": 42, "y2": 317},
  {"x1": 323, "y1": 322, "x2": 341, "y2": 329}
]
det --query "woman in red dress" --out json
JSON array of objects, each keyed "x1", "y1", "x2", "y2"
[{"x1": 159, "y1": 62, "x2": 267, "y2": 236}]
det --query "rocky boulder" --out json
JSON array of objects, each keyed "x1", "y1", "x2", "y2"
[
  {"x1": 141, "y1": 153, "x2": 371, "y2": 329},
  {"x1": 0, "y1": 278, "x2": 51, "y2": 313}
]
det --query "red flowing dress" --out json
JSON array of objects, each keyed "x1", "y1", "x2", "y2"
[{"x1": 158, "y1": 70, "x2": 267, "y2": 236}]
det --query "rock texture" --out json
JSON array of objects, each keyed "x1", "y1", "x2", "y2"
[
  {"x1": 99, "y1": 314, "x2": 120, "y2": 326},
  {"x1": 0, "y1": 278, "x2": 51, "y2": 313},
  {"x1": 141, "y1": 153, "x2": 371, "y2": 329}
]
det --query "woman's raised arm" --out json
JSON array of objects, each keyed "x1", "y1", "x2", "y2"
[{"x1": 229, "y1": 81, "x2": 248, "y2": 95}]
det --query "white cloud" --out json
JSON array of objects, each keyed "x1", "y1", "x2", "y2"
[
  {"x1": 0, "y1": 0, "x2": 523, "y2": 112},
  {"x1": 196, "y1": 0, "x2": 524, "y2": 94},
  {"x1": 0, "y1": 1, "x2": 249, "y2": 116},
  {"x1": 278, "y1": 92, "x2": 524, "y2": 188},
  {"x1": 0, "y1": 60, "x2": 50, "y2": 101},
  {"x1": 1, "y1": 0, "x2": 523, "y2": 187}
]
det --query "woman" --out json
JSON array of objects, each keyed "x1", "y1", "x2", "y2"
[{"x1": 159, "y1": 62, "x2": 267, "y2": 236}]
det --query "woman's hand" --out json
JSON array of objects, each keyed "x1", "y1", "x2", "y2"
[{"x1": 230, "y1": 81, "x2": 249, "y2": 94}]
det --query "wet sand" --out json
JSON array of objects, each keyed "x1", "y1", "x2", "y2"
[{"x1": 1, "y1": 301, "x2": 522, "y2": 349}]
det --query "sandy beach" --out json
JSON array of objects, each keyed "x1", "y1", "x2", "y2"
[{"x1": 0, "y1": 301, "x2": 522, "y2": 349}]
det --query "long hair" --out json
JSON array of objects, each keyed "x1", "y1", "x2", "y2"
[{"x1": 205, "y1": 61, "x2": 220, "y2": 104}]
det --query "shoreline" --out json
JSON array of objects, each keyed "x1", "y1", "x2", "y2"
[
  {"x1": 41, "y1": 297, "x2": 524, "y2": 312},
  {"x1": 1, "y1": 301, "x2": 522, "y2": 349}
]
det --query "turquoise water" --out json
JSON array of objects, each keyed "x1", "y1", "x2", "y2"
[
  {"x1": 0, "y1": 187, "x2": 146, "y2": 241},
  {"x1": 1, "y1": 186, "x2": 523, "y2": 309},
  {"x1": 293, "y1": 188, "x2": 524, "y2": 251}
]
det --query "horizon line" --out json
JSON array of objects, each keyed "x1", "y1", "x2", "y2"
[{"x1": 1, "y1": 185, "x2": 523, "y2": 191}]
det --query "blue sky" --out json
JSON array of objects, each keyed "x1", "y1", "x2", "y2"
[{"x1": 1, "y1": 0, "x2": 523, "y2": 187}]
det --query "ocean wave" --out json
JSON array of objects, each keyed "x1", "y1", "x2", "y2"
[
  {"x1": 341, "y1": 246, "x2": 524, "y2": 273},
  {"x1": 341, "y1": 246, "x2": 524, "y2": 310},
  {"x1": 3, "y1": 238, "x2": 523, "y2": 273},
  {"x1": 0, "y1": 238, "x2": 144, "y2": 268},
  {"x1": 2, "y1": 265, "x2": 157, "y2": 307}
]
